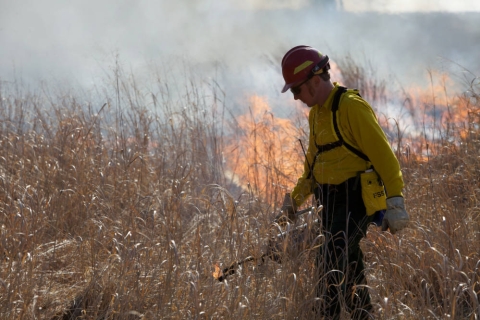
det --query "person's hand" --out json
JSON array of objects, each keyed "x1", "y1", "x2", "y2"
[
  {"x1": 274, "y1": 193, "x2": 297, "y2": 226},
  {"x1": 382, "y1": 196, "x2": 409, "y2": 234}
]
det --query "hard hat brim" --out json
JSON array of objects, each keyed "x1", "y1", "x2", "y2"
[{"x1": 281, "y1": 83, "x2": 292, "y2": 93}]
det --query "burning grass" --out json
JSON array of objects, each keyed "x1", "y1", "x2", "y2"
[{"x1": 0, "y1": 60, "x2": 479, "y2": 319}]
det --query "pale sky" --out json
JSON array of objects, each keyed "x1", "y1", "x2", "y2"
[
  {"x1": 237, "y1": 0, "x2": 480, "y2": 12},
  {"x1": 342, "y1": 0, "x2": 480, "y2": 12}
]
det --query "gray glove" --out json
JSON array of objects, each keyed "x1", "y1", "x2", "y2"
[
  {"x1": 274, "y1": 193, "x2": 297, "y2": 225},
  {"x1": 382, "y1": 196, "x2": 409, "y2": 234}
]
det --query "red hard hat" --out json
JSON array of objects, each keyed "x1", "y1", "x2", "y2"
[{"x1": 281, "y1": 45, "x2": 330, "y2": 93}]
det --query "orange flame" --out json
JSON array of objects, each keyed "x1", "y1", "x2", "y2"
[
  {"x1": 388, "y1": 70, "x2": 477, "y2": 160},
  {"x1": 224, "y1": 95, "x2": 305, "y2": 202}
]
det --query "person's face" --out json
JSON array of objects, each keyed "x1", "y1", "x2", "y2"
[{"x1": 291, "y1": 77, "x2": 317, "y2": 107}]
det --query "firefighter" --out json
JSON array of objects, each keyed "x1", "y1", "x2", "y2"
[{"x1": 279, "y1": 45, "x2": 409, "y2": 319}]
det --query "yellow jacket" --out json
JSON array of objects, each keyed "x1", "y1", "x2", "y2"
[{"x1": 291, "y1": 83, "x2": 404, "y2": 207}]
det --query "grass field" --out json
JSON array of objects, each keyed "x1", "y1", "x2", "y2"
[{"x1": 0, "y1": 58, "x2": 479, "y2": 319}]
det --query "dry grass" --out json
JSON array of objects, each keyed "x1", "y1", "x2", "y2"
[{"x1": 0, "y1": 60, "x2": 479, "y2": 319}]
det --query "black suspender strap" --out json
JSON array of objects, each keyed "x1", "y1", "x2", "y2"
[
  {"x1": 313, "y1": 86, "x2": 370, "y2": 163},
  {"x1": 331, "y1": 87, "x2": 370, "y2": 162}
]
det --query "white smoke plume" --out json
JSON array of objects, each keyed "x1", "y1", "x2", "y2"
[{"x1": 1, "y1": 0, "x2": 479, "y2": 108}]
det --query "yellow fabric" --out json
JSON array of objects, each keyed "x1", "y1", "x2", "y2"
[
  {"x1": 291, "y1": 83, "x2": 404, "y2": 207},
  {"x1": 294, "y1": 61, "x2": 314, "y2": 74},
  {"x1": 360, "y1": 170, "x2": 387, "y2": 215}
]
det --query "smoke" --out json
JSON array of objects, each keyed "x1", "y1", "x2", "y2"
[{"x1": 1, "y1": 0, "x2": 479, "y2": 109}]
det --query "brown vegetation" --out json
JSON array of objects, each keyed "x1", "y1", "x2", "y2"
[{"x1": 0, "y1": 59, "x2": 479, "y2": 319}]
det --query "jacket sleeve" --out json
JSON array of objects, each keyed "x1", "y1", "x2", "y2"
[{"x1": 342, "y1": 95, "x2": 404, "y2": 197}]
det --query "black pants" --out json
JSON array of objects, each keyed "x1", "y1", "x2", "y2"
[{"x1": 314, "y1": 177, "x2": 373, "y2": 319}]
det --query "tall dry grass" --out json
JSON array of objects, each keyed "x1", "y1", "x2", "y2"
[{"x1": 0, "y1": 58, "x2": 479, "y2": 319}]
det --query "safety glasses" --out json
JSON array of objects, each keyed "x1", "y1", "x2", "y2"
[{"x1": 290, "y1": 77, "x2": 311, "y2": 95}]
